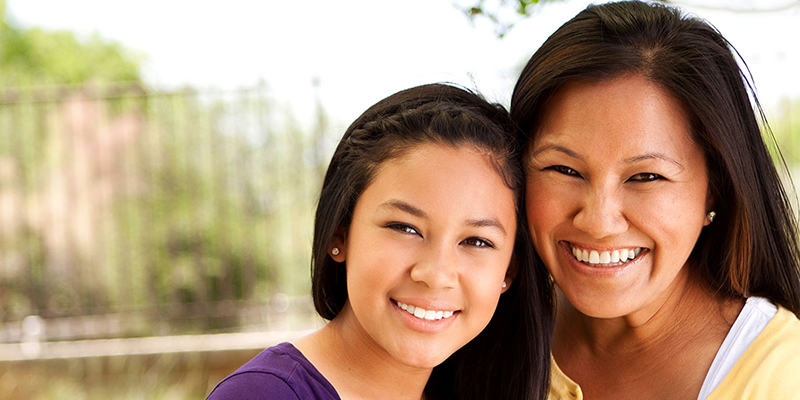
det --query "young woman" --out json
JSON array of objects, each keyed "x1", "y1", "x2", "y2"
[
  {"x1": 208, "y1": 83, "x2": 552, "y2": 400},
  {"x1": 511, "y1": 2, "x2": 800, "y2": 399}
]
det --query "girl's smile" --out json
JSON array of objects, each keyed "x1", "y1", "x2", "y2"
[
  {"x1": 392, "y1": 299, "x2": 460, "y2": 333},
  {"x1": 333, "y1": 142, "x2": 516, "y2": 369}
]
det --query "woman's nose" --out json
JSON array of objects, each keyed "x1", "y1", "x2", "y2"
[{"x1": 572, "y1": 186, "x2": 628, "y2": 239}]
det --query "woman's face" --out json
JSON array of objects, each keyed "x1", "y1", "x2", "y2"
[
  {"x1": 525, "y1": 75, "x2": 712, "y2": 320},
  {"x1": 334, "y1": 143, "x2": 516, "y2": 369}
]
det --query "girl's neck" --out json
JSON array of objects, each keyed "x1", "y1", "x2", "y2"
[{"x1": 295, "y1": 306, "x2": 432, "y2": 400}]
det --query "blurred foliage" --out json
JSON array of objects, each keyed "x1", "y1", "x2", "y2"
[
  {"x1": 769, "y1": 98, "x2": 800, "y2": 197},
  {"x1": 0, "y1": 0, "x2": 327, "y2": 336},
  {"x1": 0, "y1": 0, "x2": 141, "y2": 87},
  {"x1": 461, "y1": 0, "x2": 800, "y2": 38},
  {"x1": 0, "y1": 84, "x2": 324, "y2": 336},
  {"x1": 772, "y1": 99, "x2": 800, "y2": 163},
  {"x1": 461, "y1": 0, "x2": 566, "y2": 37}
]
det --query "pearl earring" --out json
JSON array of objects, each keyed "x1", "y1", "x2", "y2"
[
  {"x1": 707, "y1": 211, "x2": 716, "y2": 223},
  {"x1": 502, "y1": 281, "x2": 507, "y2": 289},
  {"x1": 331, "y1": 247, "x2": 340, "y2": 256}
]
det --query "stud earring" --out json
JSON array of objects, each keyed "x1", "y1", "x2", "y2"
[
  {"x1": 707, "y1": 211, "x2": 716, "y2": 223},
  {"x1": 502, "y1": 281, "x2": 507, "y2": 289},
  {"x1": 331, "y1": 247, "x2": 340, "y2": 256}
]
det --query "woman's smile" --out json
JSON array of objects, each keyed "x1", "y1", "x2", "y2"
[
  {"x1": 567, "y1": 242, "x2": 643, "y2": 267},
  {"x1": 525, "y1": 75, "x2": 712, "y2": 320}
]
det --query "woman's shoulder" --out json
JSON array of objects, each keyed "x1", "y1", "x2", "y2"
[
  {"x1": 708, "y1": 305, "x2": 800, "y2": 399},
  {"x1": 548, "y1": 354, "x2": 582, "y2": 400},
  {"x1": 743, "y1": 305, "x2": 800, "y2": 361},
  {"x1": 206, "y1": 342, "x2": 340, "y2": 400}
]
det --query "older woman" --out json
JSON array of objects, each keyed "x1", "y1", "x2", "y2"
[{"x1": 511, "y1": 1, "x2": 800, "y2": 399}]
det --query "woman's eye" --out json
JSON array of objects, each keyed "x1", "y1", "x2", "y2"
[
  {"x1": 546, "y1": 165, "x2": 581, "y2": 177},
  {"x1": 387, "y1": 223, "x2": 419, "y2": 236},
  {"x1": 627, "y1": 172, "x2": 665, "y2": 182},
  {"x1": 461, "y1": 237, "x2": 495, "y2": 248}
]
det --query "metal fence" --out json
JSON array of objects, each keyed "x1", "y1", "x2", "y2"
[
  {"x1": 2, "y1": 82, "x2": 800, "y2": 341},
  {"x1": 0, "y1": 83, "x2": 330, "y2": 341}
]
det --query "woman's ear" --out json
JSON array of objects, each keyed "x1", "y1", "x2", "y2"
[
  {"x1": 502, "y1": 254, "x2": 519, "y2": 293},
  {"x1": 329, "y1": 227, "x2": 347, "y2": 262},
  {"x1": 704, "y1": 192, "x2": 716, "y2": 227}
]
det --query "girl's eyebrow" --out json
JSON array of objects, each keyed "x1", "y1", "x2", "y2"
[
  {"x1": 380, "y1": 200, "x2": 426, "y2": 218},
  {"x1": 381, "y1": 200, "x2": 507, "y2": 237},
  {"x1": 465, "y1": 218, "x2": 507, "y2": 237}
]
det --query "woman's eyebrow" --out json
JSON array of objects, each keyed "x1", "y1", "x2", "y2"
[
  {"x1": 624, "y1": 153, "x2": 685, "y2": 170},
  {"x1": 529, "y1": 144, "x2": 582, "y2": 160}
]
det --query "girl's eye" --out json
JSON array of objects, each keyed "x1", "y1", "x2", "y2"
[
  {"x1": 461, "y1": 237, "x2": 495, "y2": 249},
  {"x1": 546, "y1": 165, "x2": 581, "y2": 178},
  {"x1": 387, "y1": 223, "x2": 419, "y2": 236},
  {"x1": 627, "y1": 172, "x2": 665, "y2": 182}
]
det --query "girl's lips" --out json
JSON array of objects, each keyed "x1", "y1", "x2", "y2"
[
  {"x1": 391, "y1": 300, "x2": 460, "y2": 333},
  {"x1": 394, "y1": 300, "x2": 456, "y2": 321}
]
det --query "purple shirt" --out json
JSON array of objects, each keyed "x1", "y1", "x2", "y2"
[{"x1": 207, "y1": 342, "x2": 340, "y2": 400}]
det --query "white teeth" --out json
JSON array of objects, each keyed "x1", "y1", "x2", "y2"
[
  {"x1": 395, "y1": 301, "x2": 456, "y2": 321},
  {"x1": 570, "y1": 246, "x2": 642, "y2": 265}
]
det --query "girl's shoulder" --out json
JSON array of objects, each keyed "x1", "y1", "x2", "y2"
[{"x1": 206, "y1": 342, "x2": 341, "y2": 400}]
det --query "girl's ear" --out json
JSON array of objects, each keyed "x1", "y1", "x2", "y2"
[
  {"x1": 502, "y1": 254, "x2": 519, "y2": 293},
  {"x1": 329, "y1": 227, "x2": 348, "y2": 262}
]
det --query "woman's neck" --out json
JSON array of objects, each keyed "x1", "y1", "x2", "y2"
[
  {"x1": 295, "y1": 306, "x2": 432, "y2": 400},
  {"x1": 556, "y1": 267, "x2": 738, "y2": 348},
  {"x1": 552, "y1": 269, "x2": 744, "y2": 399}
]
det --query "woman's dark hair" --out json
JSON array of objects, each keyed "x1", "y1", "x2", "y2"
[
  {"x1": 510, "y1": 0, "x2": 800, "y2": 315},
  {"x1": 311, "y1": 83, "x2": 552, "y2": 399}
]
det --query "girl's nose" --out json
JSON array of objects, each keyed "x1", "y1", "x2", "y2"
[{"x1": 409, "y1": 242, "x2": 458, "y2": 289}]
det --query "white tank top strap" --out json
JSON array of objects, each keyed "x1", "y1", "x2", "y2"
[{"x1": 697, "y1": 296, "x2": 777, "y2": 399}]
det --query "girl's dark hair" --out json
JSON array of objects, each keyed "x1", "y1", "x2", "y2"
[
  {"x1": 511, "y1": 1, "x2": 800, "y2": 315},
  {"x1": 311, "y1": 83, "x2": 552, "y2": 399}
]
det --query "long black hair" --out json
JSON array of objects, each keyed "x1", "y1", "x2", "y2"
[
  {"x1": 511, "y1": 1, "x2": 800, "y2": 315},
  {"x1": 311, "y1": 83, "x2": 552, "y2": 400}
]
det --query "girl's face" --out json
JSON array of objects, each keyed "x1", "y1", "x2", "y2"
[
  {"x1": 333, "y1": 143, "x2": 516, "y2": 369},
  {"x1": 525, "y1": 75, "x2": 712, "y2": 321}
]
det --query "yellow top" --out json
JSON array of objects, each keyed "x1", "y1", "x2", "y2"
[{"x1": 548, "y1": 306, "x2": 800, "y2": 399}]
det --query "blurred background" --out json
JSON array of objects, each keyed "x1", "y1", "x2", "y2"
[{"x1": 1, "y1": 0, "x2": 799, "y2": 398}]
